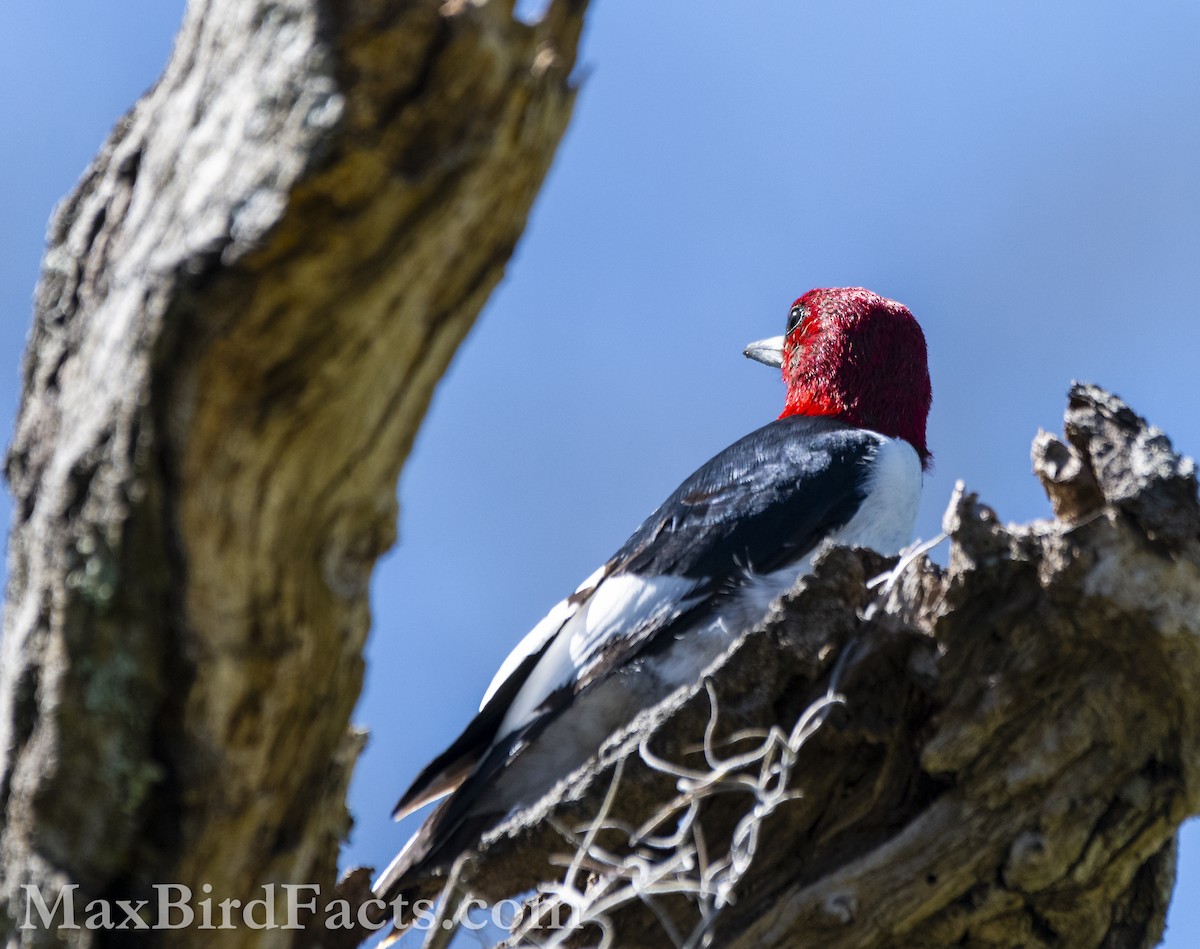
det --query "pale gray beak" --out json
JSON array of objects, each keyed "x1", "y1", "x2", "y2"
[{"x1": 743, "y1": 335, "x2": 785, "y2": 368}]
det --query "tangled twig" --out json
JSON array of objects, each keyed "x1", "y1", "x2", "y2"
[
  {"x1": 441, "y1": 544, "x2": 947, "y2": 949},
  {"x1": 504, "y1": 663, "x2": 849, "y2": 949}
]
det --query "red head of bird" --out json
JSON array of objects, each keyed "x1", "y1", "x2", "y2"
[{"x1": 745, "y1": 287, "x2": 932, "y2": 468}]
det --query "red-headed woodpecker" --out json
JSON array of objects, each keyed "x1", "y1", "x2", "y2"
[{"x1": 375, "y1": 287, "x2": 932, "y2": 912}]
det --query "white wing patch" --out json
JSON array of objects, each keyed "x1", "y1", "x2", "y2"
[
  {"x1": 479, "y1": 565, "x2": 609, "y2": 712},
  {"x1": 571, "y1": 574, "x2": 695, "y2": 668},
  {"x1": 479, "y1": 598, "x2": 574, "y2": 712},
  {"x1": 495, "y1": 573, "x2": 697, "y2": 738}
]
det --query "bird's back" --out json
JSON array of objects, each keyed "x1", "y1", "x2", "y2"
[{"x1": 375, "y1": 415, "x2": 921, "y2": 906}]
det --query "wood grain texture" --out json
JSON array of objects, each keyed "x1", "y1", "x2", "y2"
[{"x1": 0, "y1": 1, "x2": 587, "y2": 945}]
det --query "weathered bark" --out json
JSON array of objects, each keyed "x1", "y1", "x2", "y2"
[
  {"x1": 430, "y1": 384, "x2": 1200, "y2": 949},
  {"x1": 0, "y1": 0, "x2": 587, "y2": 945}
]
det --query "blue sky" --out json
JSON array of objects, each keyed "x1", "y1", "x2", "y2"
[{"x1": 3, "y1": 2, "x2": 1199, "y2": 944}]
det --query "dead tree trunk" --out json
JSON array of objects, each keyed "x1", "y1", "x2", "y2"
[
  {"x1": 435, "y1": 385, "x2": 1200, "y2": 949},
  {"x1": 0, "y1": 1, "x2": 587, "y2": 946}
]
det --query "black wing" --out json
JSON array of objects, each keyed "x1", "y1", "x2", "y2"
[
  {"x1": 378, "y1": 415, "x2": 881, "y2": 901},
  {"x1": 611, "y1": 414, "x2": 879, "y2": 584}
]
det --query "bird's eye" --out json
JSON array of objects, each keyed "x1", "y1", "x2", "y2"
[{"x1": 787, "y1": 304, "x2": 805, "y2": 334}]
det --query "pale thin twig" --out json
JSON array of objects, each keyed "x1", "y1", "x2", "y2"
[
  {"x1": 506, "y1": 665, "x2": 852, "y2": 949},
  {"x1": 419, "y1": 852, "x2": 470, "y2": 949}
]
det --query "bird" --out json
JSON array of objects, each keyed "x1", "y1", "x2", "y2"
[{"x1": 374, "y1": 286, "x2": 932, "y2": 923}]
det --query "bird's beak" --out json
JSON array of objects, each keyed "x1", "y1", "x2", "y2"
[{"x1": 743, "y1": 335, "x2": 785, "y2": 368}]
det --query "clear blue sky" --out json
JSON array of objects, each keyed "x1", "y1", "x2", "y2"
[{"x1": 3, "y1": 2, "x2": 1199, "y2": 943}]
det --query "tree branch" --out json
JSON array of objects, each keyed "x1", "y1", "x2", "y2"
[
  {"x1": 436, "y1": 384, "x2": 1200, "y2": 949},
  {"x1": 0, "y1": 1, "x2": 588, "y2": 945}
]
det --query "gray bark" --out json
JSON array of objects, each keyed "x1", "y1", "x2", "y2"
[
  {"x1": 429, "y1": 385, "x2": 1200, "y2": 949},
  {"x1": 0, "y1": 1, "x2": 588, "y2": 945}
]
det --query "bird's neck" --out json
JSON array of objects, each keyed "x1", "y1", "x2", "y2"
[
  {"x1": 778, "y1": 385, "x2": 842, "y2": 422},
  {"x1": 780, "y1": 386, "x2": 930, "y2": 470}
]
